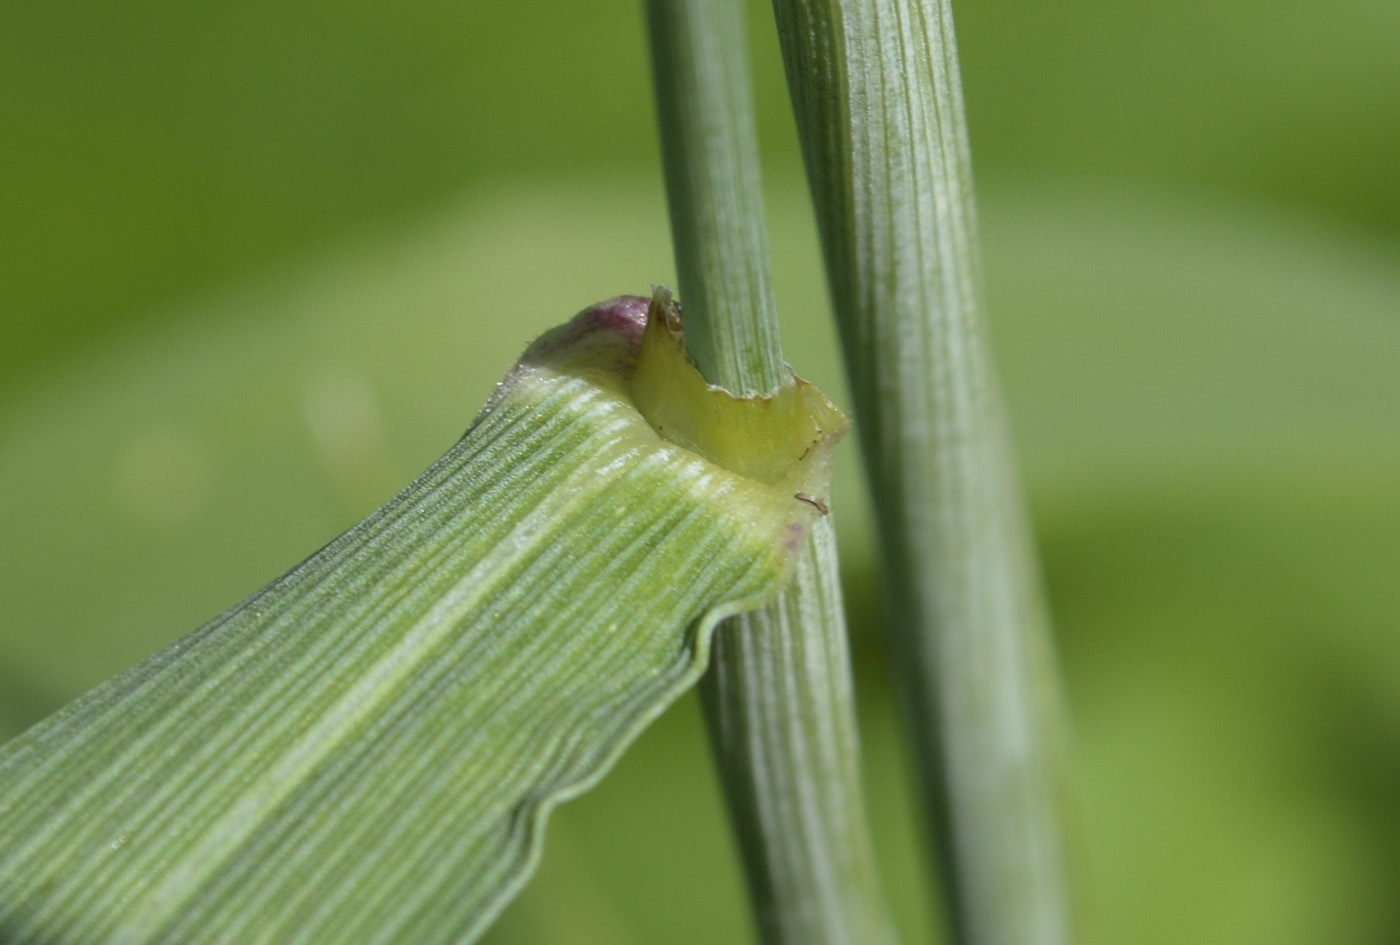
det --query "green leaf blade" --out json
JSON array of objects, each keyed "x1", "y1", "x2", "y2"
[{"x1": 0, "y1": 296, "x2": 839, "y2": 945}]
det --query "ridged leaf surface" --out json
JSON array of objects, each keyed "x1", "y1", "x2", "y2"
[{"x1": 0, "y1": 294, "x2": 842, "y2": 945}]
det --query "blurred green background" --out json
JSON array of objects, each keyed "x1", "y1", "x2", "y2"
[{"x1": 2, "y1": 1, "x2": 1398, "y2": 943}]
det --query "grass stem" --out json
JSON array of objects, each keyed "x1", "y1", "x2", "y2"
[
  {"x1": 770, "y1": 0, "x2": 1081, "y2": 942},
  {"x1": 646, "y1": 0, "x2": 785, "y2": 395},
  {"x1": 646, "y1": 2, "x2": 900, "y2": 942}
]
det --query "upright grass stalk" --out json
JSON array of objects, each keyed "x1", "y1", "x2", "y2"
[
  {"x1": 770, "y1": 0, "x2": 1081, "y2": 943},
  {"x1": 646, "y1": 0, "x2": 785, "y2": 394},
  {"x1": 646, "y1": 1, "x2": 899, "y2": 942},
  {"x1": 699, "y1": 514, "x2": 899, "y2": 945}
]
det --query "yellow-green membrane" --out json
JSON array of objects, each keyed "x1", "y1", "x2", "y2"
[{"x1": 0, "y1": 294, "x2": 844, "y2": 945}]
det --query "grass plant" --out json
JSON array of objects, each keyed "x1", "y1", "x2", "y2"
[{"x1": 0, "y1": 0, "x2": 1078, "y2": 942}]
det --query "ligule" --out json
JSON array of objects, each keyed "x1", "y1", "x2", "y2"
[{"x1": 0, "y1": 294, "x2": 845, "y2": 945}]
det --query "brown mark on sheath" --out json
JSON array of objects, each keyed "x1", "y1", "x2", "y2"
[{"x1": 794, "y1": 492, "x2": 829, "y2": 516}]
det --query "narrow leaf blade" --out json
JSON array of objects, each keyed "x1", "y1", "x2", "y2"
[{"x1": 0, "y1": 295, "x2": 842, "y2": 945}]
